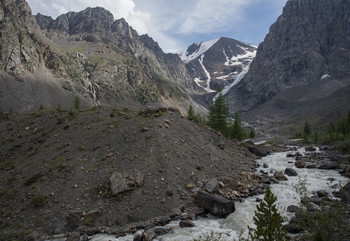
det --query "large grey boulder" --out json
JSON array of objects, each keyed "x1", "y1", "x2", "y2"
[
  {"x1": 196, "y1": 191, "x2": 235, "y2": 218},
  {"x1": 274, "y1": 171, "x2": 288, "y2": 181},
  {"x1": 284, "y1": 168, "x2": 298, "y2": 176},
  {"x1": 109, "y1": 170, "x2": 144, "y2": 195}
]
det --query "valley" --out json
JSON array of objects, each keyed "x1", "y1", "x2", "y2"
[{"x1": 0, "y1": 0, "x2": 350, "y2": 240}]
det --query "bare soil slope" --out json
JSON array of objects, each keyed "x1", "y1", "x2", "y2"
[{"x1": 0, "y1": 107, "x2": 257, "y2": 238}]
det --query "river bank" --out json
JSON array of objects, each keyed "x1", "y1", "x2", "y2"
[{"x1": 80, "y1": 144, "x2": 350, "y2": 241}]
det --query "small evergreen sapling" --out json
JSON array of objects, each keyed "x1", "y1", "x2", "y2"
[
  {"x1": 188, "y1": 104, "x2": 195, "y2": 120},
  {"x1": 248, "y1": 185, "x2": 288, "y2": 241}
]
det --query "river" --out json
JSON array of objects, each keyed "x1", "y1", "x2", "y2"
[{"x1": 91, "y1": 146, "x2": 349, "y2": 241}]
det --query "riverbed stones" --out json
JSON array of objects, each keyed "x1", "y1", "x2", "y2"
[
  {"x1": 274, "y1": 171, "x2": 288, "y2": 181},
  {"x1": 316, "y1": 190, "x2": 328, "y2": 198},
  {"x1": 142, "y1": 229, "x2": 156, "y2": 241},
  {"x1": 306, "y1": 164, "x2": 317, "y2": 169},
  {"x1": 295, "y1": 159, "x2": 306, "y2": 168},
  {"x1": 179, "y1": 220, "x2": 196, "y2": 228},
  {"x1": 284, "y1": 168, "x2": 298, "y2": 176},
  {"x1": 318, "y1": 163, "x2": 340, "y2": 170},
  {"x1": 204, "y1": 179, "x2": 219, "y2": 194},
  {"x1": 305, "y1": 146, "x2": 316, "y2": 152},
  {"x1": 196, "y1": 191, "x2": 235, "y2": 218},
  {"x1": 287, "y1": 205, "x2": 299, "y2": 213},
  {"x1": 285, "y1": 222, "x2": 303, "y2": 234},
  {"x1": 109, "y1": 170, "x2": 144, "y2": 195},
  {"x1": 263, "y1": 163, "x2": 268, "y2": 168},
  {"x1": 66, "y1": 232, "x2": 81, "y2": 241},
  {"x1": 24, "y1": 231, "x2": 40, "y2": 241}
]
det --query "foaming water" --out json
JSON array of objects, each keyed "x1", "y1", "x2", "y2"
[{"x1": 91, "y1": 147, "x2": 349, "y2": 241}]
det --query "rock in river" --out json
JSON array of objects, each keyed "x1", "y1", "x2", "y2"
[{"x1": 196, "y1": 191, "x2": 235, "y2": 218}]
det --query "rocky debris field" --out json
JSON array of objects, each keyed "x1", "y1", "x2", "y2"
[{"x1": 0, "y1": 106, "x2": 267, "y2": 240}]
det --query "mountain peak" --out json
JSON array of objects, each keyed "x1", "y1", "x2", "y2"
[
  {"x1": 179, "y1": 37, "x2": 256, "y2": 92},
  {"x1": 179, "y1": 38, "x2": 220, "y2": 64},
  {"x1": 43, "y1": 6, "x2": 114, "y2": 34}
]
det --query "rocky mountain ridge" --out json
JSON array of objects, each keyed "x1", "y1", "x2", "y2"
[
  {"x1": 226, "y1": 0, "x2": 350, "y2": 119},
  {"x1": 0, "y1": 0, "x2": 198, "y2": 114},
  {"x1": 179, "y1": 37, "x2": 256, "y2": 93}
]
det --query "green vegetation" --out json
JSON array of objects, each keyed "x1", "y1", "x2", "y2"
[
  {"x1": 249, "y1": 129, "x2": 256, "y2": 138},
  {"x1": 187, "y1": 104, "x2": 205, "y2": 123},
  {"x1": 56, "y1": 104, "x2": 64, "y2": 112},
  {"x1": 24, "y1": 173, "x2": 43, "y2": 187},
  {"x1": 291, "y1": 180, "x2": 349, "y2": 240},
  {"x1": 208, "y1": 88, "x2": 229, "y2": 135},
  {"x1": 248, "y1": 185, "x2": 288, "y2": 241},
  {"x1": 294, "y1": 110, "x2": 350, "y2": 153},
  {"x1": 31, "y1": 194, "x2": 47, "y2": 208},
  {"x1": 0, "y1": 161, "x2": 15, "y2": 170},
  {"x1": 0, "y1": 229, "x2": 32, "y2": 241},
  {"x1": 193, "y1": 231, "x2": 231, "y2": 241},
  {"x1": 228, "y1": 111, "x2": 247, "y2": 141},
  {"x1": 187, "y1": 88, "x2": 250, "y2": 141},
  {"x1": 74, "y1": 96, "x2": 80, "y2": 110},
  {"x1": 188, "y1": 104, "x2": 195, "y2": 120}
]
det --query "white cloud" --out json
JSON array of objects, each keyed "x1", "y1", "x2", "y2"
[
  {"x1": 178, "y1": 0, "x2": 253, "y2": 34},
  {"x1": 26, "y1": 0, "x2": 288, "y2": 52}
]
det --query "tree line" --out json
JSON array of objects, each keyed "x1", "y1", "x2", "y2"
[{"x1": 187, "y1": 88, "x2": 255, "y2": 141}]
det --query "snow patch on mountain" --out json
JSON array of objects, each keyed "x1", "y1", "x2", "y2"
[
  {"x1": 196, "y1": 54, "x2": 215, "y2": 92},
  {"x1": 179, "y1": 39, "x2": 219, "y2": 64},
  {"x1": 225, "y1": 48, "x2": 256, "y2": 66}
]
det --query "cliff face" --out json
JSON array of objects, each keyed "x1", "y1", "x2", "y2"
[
  {"x1": 226, "y1": 0, "x2": 350, "y2": 112},
  {"x1": 0, "y1": 1, "x2": 197, "y2": 113},
  {"x1": 0, "y1": 0, "x2": 44, "y2": 76}
]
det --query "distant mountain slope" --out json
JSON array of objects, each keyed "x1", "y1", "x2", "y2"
[
  {"x1": 0, "y1": 0, "x2": 198, "y2": 113},
  {"x1": 226, "y1": 0, "x2": 350, "y2": 115},
  {"x1": 179, "y1": 37, "x2": 256, "y2": 93}
]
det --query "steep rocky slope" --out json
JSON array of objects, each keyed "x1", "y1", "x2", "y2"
[
  {"x1": 0, "y1": 0, "x2": 198, "y2": 113},
  {"x1": 179, "y1": 37, "x2": 256, "y2": 93},
  {"x1": 226, "y1": 0, "x2": 350, "y2": 117},
  {"x1": 0, "y1": 107, "x2": 259, "y2": 238}
]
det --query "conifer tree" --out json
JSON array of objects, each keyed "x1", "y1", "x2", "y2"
[
  {"x1": 188, "y1": 104, "x2": 195, "y2": 120},
  {"x1": 208, "y1": 87, "x2": 229, "y2": 135},
  {"x1": 248, "y1": 185, "x2": 288, "y2": 241},
  {"x1": 250, "y1": 128, "x2": 256, "y2": 138},
  {"x1": 230, "y1": 111, "x2": 245, "y2": 140},
  {"x1": 303, "y1": 121, "x2": 311, "y2": 137}
]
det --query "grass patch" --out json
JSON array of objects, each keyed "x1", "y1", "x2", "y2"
[
  {"x1": 32, "y1": 194, "x2": 47, "y2": 208},
  {"x1": 24, "y1": 173, "x2": 43, "y2": 187},
  {"x1": 0, "y1": 161, "x2": 15, "y2": 170}
]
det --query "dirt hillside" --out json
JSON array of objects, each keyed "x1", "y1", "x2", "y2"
[{"x1": 0, "y1": 107, "x2": 258, "y2": 239}]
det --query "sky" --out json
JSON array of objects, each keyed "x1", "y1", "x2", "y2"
[{"x1": 27, "y1": 0, "x2": 288, "y2": 52}]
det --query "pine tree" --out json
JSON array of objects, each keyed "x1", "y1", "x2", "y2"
[
  {"x1": 248, "y1": 185, "x2": 288, "y2": 241},
  {"x1": 188, "y1": 104, "x2": 195, "y2": 120},
  {"x1": 303, "y1": 121, "x2": 311, "y2": 138},
  {"x1": 250, "y1": 128, "x2": 256, "y2": 138},
  {"x1": 230, "y1": 111, "x2": 245, "y2": 140},
  {"x1": 208, "y1": 88, "x2": 229, "y2": 135}
]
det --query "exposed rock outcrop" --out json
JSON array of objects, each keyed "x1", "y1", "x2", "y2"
[{"x1": 226, "y1": 0, "x2": 350, "y2": 116}]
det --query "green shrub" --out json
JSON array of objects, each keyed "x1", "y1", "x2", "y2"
[
  {"x1": 31, "y1": 194, "x2": 47, "y2": 208},
  {"x1": 74, "y1": 96, "x2": 80, "y2": 110},
  {"x1": 24, "y1": 173, "x2": 43, "y2": 186}
]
